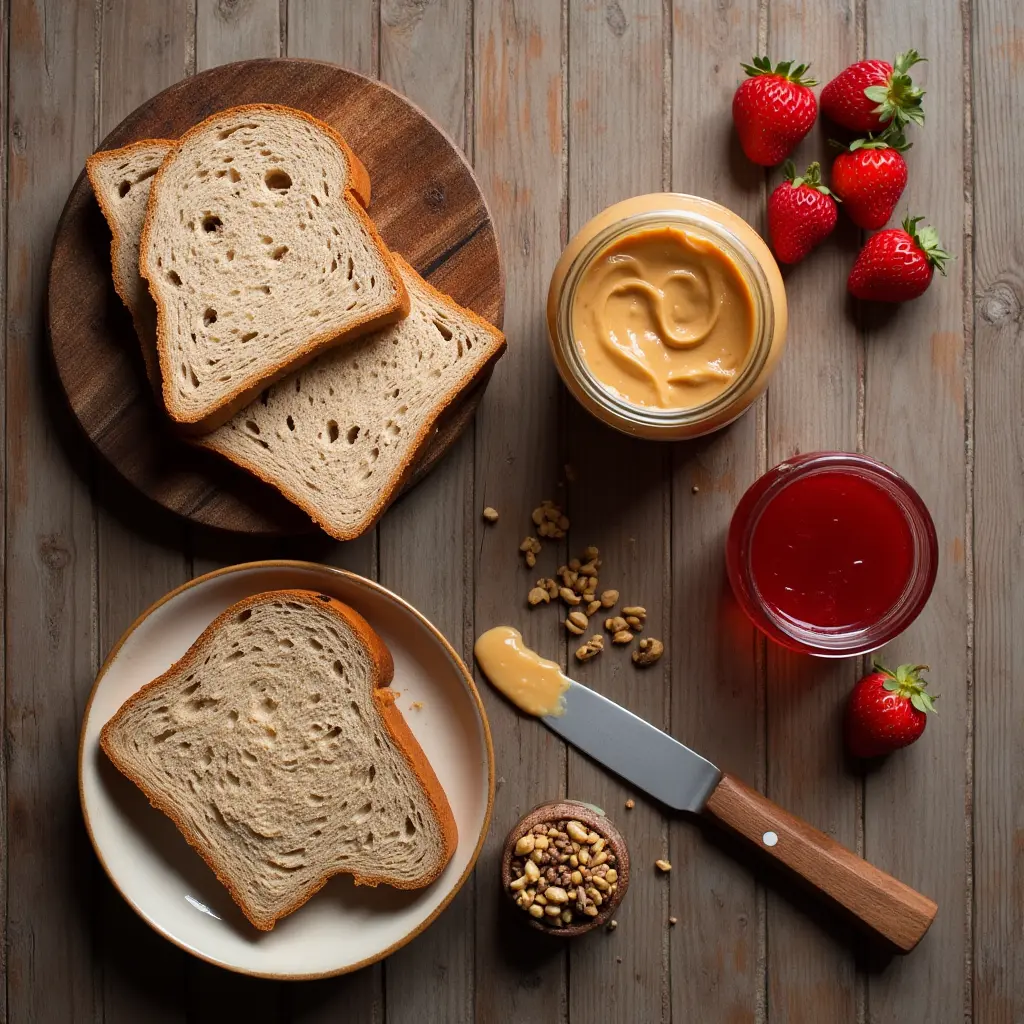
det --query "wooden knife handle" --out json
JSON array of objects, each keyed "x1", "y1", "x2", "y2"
[{"x1": 703, "y1": 773, "x2": 937, "y2": 952}]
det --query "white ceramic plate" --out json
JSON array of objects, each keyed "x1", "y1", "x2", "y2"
[{"x1": 79, "y1": 561, "x2": 494, "y2": 980}]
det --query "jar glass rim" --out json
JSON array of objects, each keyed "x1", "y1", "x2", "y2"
[
  {"x1": 554, "y1": 204, "x2": 776, "y2": 430},
  {"x1": 731, "y1": 452, "x2": 938, "y2": 657}
]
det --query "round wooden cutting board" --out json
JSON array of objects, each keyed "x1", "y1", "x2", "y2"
[{"x1": 48, "y1": 58, "x2": 504, "y2": 535}]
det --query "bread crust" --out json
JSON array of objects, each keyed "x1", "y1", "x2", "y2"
[
  {"x1": 99, "y1": 588, "x2": 457, "y2": 932},
  {"x1": 199, "y1": 254, "x2": 506, "y2": 540},
  {"x1": 86, "y1": 138, "x2": 174, "y2": 398},
  {"x1": 138, "y1": 103, "x2": 408, "y2": 434}
]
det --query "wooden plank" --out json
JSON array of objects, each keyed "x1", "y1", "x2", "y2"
[
  {"x1": 287, "y1": 0, "x2": 377, "y2": 71},
  {"x1": 861, "y1": 3, "x2": 968, "y2": 1021},
  {"x1": 376, "y1": 2, "x2": 474, "y2": 1017},
  {"x1": 196, "y1": 0, "x2": 281, "y2": 69},
  {"x1": 94, "y1": 3, "x2": 193, "y2": 1020},
  {"x1": 471, "y1": 1, "x2": 568, "y2": 1019},
  {"x1": 0, "y1": 0, "x2": 8, "y2": 1016},
  {"x1": 668, "y1": 1, "x2": 765, "y2": 1020},
  {"x1": 763, "y1": 2, "x2": 861, "y2": 1020},
  {"x1": 5, "y1": 0, "x2": 100, "y2": 1021},
  {"x1": 972, "y1": 0, "x2": 1024, "y2": 1019},
  {"x1": 563, "y1": 3, "x2": 668, "y2": 1021}
]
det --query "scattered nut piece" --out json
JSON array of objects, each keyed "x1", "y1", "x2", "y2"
[
  {"x1": 669, "y1": 916, "x2": 678, "y2": 926},
  {"x1": 559, "y1": 586, "x2": 581, "y2": 606},
  {"x1": 600, "y1": 589, "x2": 619, "y2": 608},
  {"x1": 565, "y1": 616, "x2": 586, "y2": 636},
  {"x1": 482, "y1": 506, "x2": 499, "y2": 523},
  {"x1": 520, "y1": 536, "x2": 541, "y2": 554},
  {"x1": 622, "y1": 606, "x2": 647, "y2": 630},
  {"x1": 568, "y1": 611, "x2": 589, "y2": 631},
  {"x1": 611, "y1": 629, "x2": 634, "y2": 645},
  {"x1": 586, "y1": 599, "x2": 602, "y2": 616},
  {"x1": 625, "y1": 799, "x2": 635, "y2": 810},
  {"x1": 569, "y1": 558, "x2": 582, "y2": 571},
  {"x1": 528, "y1": 586, "x2": 551, "y2": 606},
  {"x1": 604, "y1": 615, "x2": 628, "y2": 633},
  {"x1": 583, "y1": 545, "x2": 599, "y2": 561},
  {"x1": 525, "y1": 551, "x2": 536, "y2": 568},
  {"x1": 572, "y1": 576, "x2": 588, "y2": 595},
  {"x1": 655, "y1": 859, "x2": 672, "y2": 873},
  {"x1": 607, "y1": 919, "x2": 618, "y2": 931},
  {"x1": 515, "y1": 834, "x2": 536, "y2": 856},
  {"x1": 538, "y1": 577, "x2": 558, "y2": 598},
  {"x1": 575, "y1": 635, "x2": 604, "y2": 662},
  {"x1": 410, "y1": 701, "x2": 424, "y2": 710},
  {"x1": 692, "y1": 485, "x2": 699, "y2": 494},
  {"x1": 633, "y1": 637, "x2": 665, "y2": 667}
]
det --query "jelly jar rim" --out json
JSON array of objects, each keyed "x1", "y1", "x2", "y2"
[{"x1": 727, "y1": 452, "x2": 939, "y2": 658}]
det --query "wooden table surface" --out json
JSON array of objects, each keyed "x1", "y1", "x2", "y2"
[{"x1": 2, "y1": 1, "x2": 1019, "y2": 1021}]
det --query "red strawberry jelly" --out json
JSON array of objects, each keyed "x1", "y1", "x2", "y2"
[
  {"x1": 727, "y1": 453, "x2": 938, "y2": 657},
  {"x1": 749, "y1": 471, "x2": 913, "y2": 630}
]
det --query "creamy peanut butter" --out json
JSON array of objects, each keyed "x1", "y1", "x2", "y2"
[
  {"x1": 474, "y1": 626, "x2": 569, "y2": 718},
  {"x1": 571, "y1": 226, "x2": 756, "y2": 409}
]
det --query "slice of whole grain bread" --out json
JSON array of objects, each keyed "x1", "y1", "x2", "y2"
[
  {"x1": 200, "y1": 256, "x2": 505, "y2": 541},
  {"x1": 100, "y1": 589, "x2": 457, "y2": 932},
  {"x1": 87, "y1": 139, "x2": 174, "y2": 396},
  {"x1": 140, "y1": 104, "x2": 409, "y2": 433}
]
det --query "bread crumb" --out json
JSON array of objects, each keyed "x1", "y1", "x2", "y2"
[
  {"x1": 482, "y1": 506, "x2": 499, "y2": 523},
  {"x1": 691, "y1": 485, "x2": 699, "y2": 494},
  {"x1": 655, "y1": 859, "x2": 672, "y2": 873},
  {"x1": 669, "y1": 916, "x2": 678, "y2": 926},
  {"x1": 410, "y1": 701, "x2": 424, "y2": 711},
  {"x1": 625, "y1": 799, "x2": 635, "y2": 810}
]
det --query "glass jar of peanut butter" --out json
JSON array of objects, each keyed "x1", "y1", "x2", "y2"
[{"x1": 547, "y1": 194, "x2": 787, "y2": 440}]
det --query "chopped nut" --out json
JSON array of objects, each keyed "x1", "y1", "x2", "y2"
[
  {"x1": 557, "y1": 515, "x2": 570, "y2": 531},
  {"x1": 565, "y1": 616, "x2": 586, "y2": 636},
  {"x1": 572, "y1": 576, "x2": 588, "y2": 595},
  {"x1": 569, "y1": 558, "x2": 582, "y2": 571},
  {"x1": 528, "y1": 586, "x2": 551, "y2": 606},
  {"x1": 525, "y1": 551, "x2": 536, "y2": 568},
  {"x1": 621, "y1": 606, "x2": 646, "y2": 629},
  {"x1": 632, "y1": 637, "x2": 665, "y2": 667},
  {"x1": 534, "y1": 835, "x2": 549, "y2": 851},
  {"x1": 583, "y1": 545, "x2": 599, "y2": 561},
  {"x1": 515, "y1": 834, "x2": 536, "y2": 856},
  {"x1": 655, "y1": 859, "x2": 672, "y2": 873},
  {"x1": 510, "y1": 874, "x2": 529, "y2": 891},
  {"x1": 625, "y1": 615, "x2": 643, "y2": 631},
  {"x1": 545, "y1": 886, "x2": 569, "y2": 904},
  {"x1": 578, "y1": 560, "x2": 598, "y2": 578},
  {"x1": 575, "y1": 635, "x2": 604, "y2": 662},
  {"x1": 410, "y1": 701, "x2": 424, "y2": 710},
  {"x1": 607, "y1": 919, "x2": 618, "y2": 931},
  {"x1": 600, "y1": 589, "x2": 619, "y2": 608},
  {"x1": 566, "y1": 820, "x2": 589, "y2": 843},
  {"x1": 605, "y1": 868, "x2": 618, "y2": 883},
  {"x1": 482, "y1": 506, "x2": 499, "y2": 523},
  {"x1": 669, "y1": 916, "x2": 678, "y2": 926},
  {"x1": 559, "y1": 586, "x2": 581, "y2": 606},
  {"x1": 625, "y1": 799, "x2": 635, "y2": 810},
  {"x1": 538, "y1": 577, "x2": 558, "y2": 598},
  {"x1": 586, "y1": 599, "x2": 602, "y2": 616},
  {"x1": 529, "y1": 904, "x2": 545, "y2": 919},
  {"x1": 611, "y1": 629, "x2": 634, "y2": 645},
  {"x1": 520, "y1": 536, "x2": 542, "y2": 554},
  {"x1": 537, "y1": 520, "x2": 556, "y2": 538},
  {"x1": 604, "y1": 615, "x2": 628, "y2": 633},
  {"x1": 568, "y1": 611, "x2": 589, "y2": 631}
]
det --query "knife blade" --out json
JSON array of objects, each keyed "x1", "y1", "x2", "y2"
[
  {"x1": 543, "y1": 679, "x2": 721, "y2": 813},
  {"x1": 540, "y1": 678, "x2": 937, "y2": 954}
]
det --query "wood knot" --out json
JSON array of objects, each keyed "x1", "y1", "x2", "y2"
[
  {"x1": 424, "y1": 184, "x2": 446, "y2": 212},
  {"x1": 39, "y1": 535, "x2": 71, "y2": 571},
  {"x1": 216, "y1": 0, "x2": 250, "y2": 22},
  {"x1": 979, "y1": 282, "x2": 1021, "y2": 326},
  {"x1": 605, "y1": 1, "x2": 628, "y2": 37}
]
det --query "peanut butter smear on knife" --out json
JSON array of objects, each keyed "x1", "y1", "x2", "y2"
[{"x1": 474, "y1": 626, "x2": 570, "y2": 718}]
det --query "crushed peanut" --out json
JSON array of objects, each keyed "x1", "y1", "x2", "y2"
[
  {"x1": 575, "y1": 635, "x2": 604, "y2": 662},
  {"x1": 604, "y1": 615, "x2": 627, "y2": 634},
  {"x1": 538, "y1": 577, "x2": 559, "y2": 598},
  {"x1": 625, "y1": 799, "x2": 635, "y2": 810},
  {"x1": 600, "y1": 589, "x2": 619, "y2": 608},
  {"x1": 482, "y1": 506, "x2": 500, "y2": 523},
  {"x1": 528, "y1": 586, "x2": 551, "y2": 606},
  {"x1": 655, "y1": 859, "x2": 672, "y2": 873},
  {"x1": 669, "y1": 916, "x2": 678, "y2": 926},
  {"x1": 611, "y1": 629, "x2": 634, "y2": 645},
  {"x1": 622, "y1": 606, "x2": 646, "y2": 631},
  {"x1": 632, "y1": 637, "x2": 664, "y2": 666},
  {"x1": 565, "y1": 615, "x2": 586, "y2": 636},
  {"x1": 559, "y1": 586, "x2": 582, "y2": 606},
  {"x1": 586, "y1": 599, "x2": 602, "y2": 616},
  {"x1": 568, "y1": 610, "x2": 589, "y2": 631},
  {"x1": 508, "y1": 818, "x2": 619, "y2": 929}
]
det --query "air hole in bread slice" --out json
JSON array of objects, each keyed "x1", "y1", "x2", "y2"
[
  {"x1": 238, "y1": 609, "x2": 253, "y2": 623},
  {"x1": 347, "y1": 425, "x2": 360, "y2": 444},
  {"x1": 204, "y1": 307, "x2": 218, "y2": 326},
  {"x1": 167, "y1": 270, "x2": 182, "y2": 287},
  {"x1": 264, "y1": 169, "x2": 292, "y2": 191},
  {"x1": 228, "y1": 167, "x2": 241, "y2": 183},
  {"x1": 433, "y1": 319, "x2": 453, "y2": 342},
  {"x1": 271, "y1": 245, "x2": 289, "y2": 261},
  {"x1": 118, "y1": 180, "x2": 131, "y2": 198},
  {"x1": 326, "y1": 420, "x2": 339, "y2": 443},
  {"x1": 202, "y1": 214, "x2": 222, "y2": 232},
  {"x1": 286, "y1": 415, "x2": 295, "y2": 431}
]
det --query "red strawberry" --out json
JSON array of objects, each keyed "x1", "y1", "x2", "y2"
[
  {"x1": 821, "y1": 50, "x2": 926, "y2": 132},
  {"x1": 767, "y1": 161, "x2": 839, "y2": 264},
  {"x1": 848, "y1": 215, "x2": 951, "y2": 302},
  {"x1": 831, "y1": 128, "x2": 909, "y2": 229},
  {"x1": 732, "y1": 56, "x2": 818, "y2": 166},
  {"x1": 845, "y1": 662, "x2": 937, "y2": 758}
]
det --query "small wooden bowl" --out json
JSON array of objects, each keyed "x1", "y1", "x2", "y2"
[{"x1": 500, "y1": 800, "x2": 630, "y2": 937}]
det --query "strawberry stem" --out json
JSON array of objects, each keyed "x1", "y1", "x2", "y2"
[
  {"x1": 875, "y1": 661, "x2": 939, "y2": 715},
  {"x1": 740, "y1": 55, "x2": 817, "y2": 87},
  {"x1": 863, "y1": 49, "x2": 926, "y2": 128},
  {"x1": 902, "y1": 215, "x2": 953, "y2": 275},
  {"x1": 841, "y1": 124, "x2": 912, "y2": 153},
  {"x1": 783, "y1": 160, "x2": 836, "y2": 196}
]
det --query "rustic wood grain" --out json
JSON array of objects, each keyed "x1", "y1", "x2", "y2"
[
  {"x1": 93, "y1": 3, "x2": 193, "y2": 1021},
  {"x1": 764, "y1": 1, "x2": 862, "y2": 1019},
  {"x1": 197, "y1": 0, "x2": 281, "y2": 68},
  {"x1": 563, "y1": 3, "x2": 669, "y2": 1021},
  {"x1": 0, "y1": 0, "x2": 8, "y2": 1016},
  {"x1": 972, "y1": 0, "x2": 1024, "y2": 1019},
  {"x1": 471, "y1": 1, "x2": 568, "y2": 1020},
  {"x1": 5, "y1": 1, "x2": 100, "y2": 1021},
  {"x1": 860, "y1": 0, "x2": 969, "y2": 1019},
  {"x1": 668, "y1": 1, "x2": 766, "y2": 1019},
  {"x1": 48, "y1": 57, "x2": 503, "y2": 537},
  {"x1": 287, "y1": 0, "x2": 378, "y2": 70},
  {"x1": 376, "y1": 3, "x2": 477, "y2": 1021}
]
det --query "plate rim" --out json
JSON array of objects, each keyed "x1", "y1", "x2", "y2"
[{"x1": 78, "y1": 558, "x2": 495, "y2": 980}]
